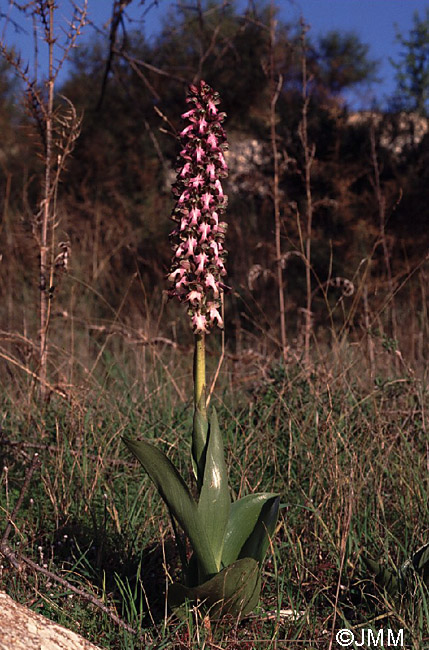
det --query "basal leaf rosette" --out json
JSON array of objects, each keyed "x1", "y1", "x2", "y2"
[{"x1": 168, "y1": 80, "x2": 228, "y2": 334}]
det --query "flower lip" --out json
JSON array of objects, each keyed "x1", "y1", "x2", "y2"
[
  {"x1": 206, "y1": 163, "x2": 216, "y2": 180},
  {"x1": 189, "y1": 207, "x2": 201, "y2": 225},
  {"x1": 189, "y1": 174, "x2": 204, "y2": 189},
  {"x1": 187, "y1": 289, "x2": 203, "y2": 305},
  {"x1": 192, "y1": 311, "x2": 209, "y2": 333},
  {"x1": 207, "y1": 133, "x2": 218, "y2": 149},
  {"x1": 198, "y1": 222, "x2": 211, "y2": 242},
  {"x1": 180, "y1": 124, "x2": 194, "y2": 137},
  {"x1": 195, "y1": 145, "x2": 205, "y2": 162},
  {"x1": 208, "y1": 303, "x2": 223, "y2": 328},
  {"x1": 180, "y1": 162, "x2": 192, "y2": 177},
  {"x1": 205, "y1": 272, "x2": 219, "y2": 297},
  {"x1": 185, "y1": 236, "x2": 197, "y2": 257},
  {"x1": 201, "y1": 192, "x2": 213, "y2": 210},
  {"x1": 195, "y1": 252, "x2": 209, "y2": 274}
]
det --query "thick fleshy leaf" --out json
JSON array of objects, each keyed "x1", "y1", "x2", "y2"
[
  {"x1": 238, "y1": 495, "x2": 280, "y2": 563},
  {"x1": 361, "y1": 556, "x2": 399, "y2": 595},
  {"x1": 400, "y1": 542, "x2": 429, "y2": 587},
  {"x1": 363, "y1": 543, "x2": 429, "y2": 598},
  {"x1": 222, "y1": 493, "x2": 280, "y2": 567},
  {"x1": 198, "y1": 409, "x2": 230, "y2": 570},
  {"x1": 123, "y1": 437, "x2": 217, "y2": 578},
  {"x1": 168, "y1": 557, "x2": 260, "y2": 617},
  {"x1": 192, "y1": 401, "x2": 208, "y2": 487}
]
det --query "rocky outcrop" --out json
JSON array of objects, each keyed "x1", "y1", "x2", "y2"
[
  {"x1": 0, "y1": 591, "x2": 102, "y2": 650},
  {"x1": 347, "y1": 110, "x2": 429, "y2": 154}
]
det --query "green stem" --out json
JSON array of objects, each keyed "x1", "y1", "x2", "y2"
[{"x1": 193, "y1": 333, "x2": 206, "y2": 416}]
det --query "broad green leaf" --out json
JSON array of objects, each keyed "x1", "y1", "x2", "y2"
[
  {"x1": 123, "y1": 437, "x2": 217, "y2": 578},
  {"x1": 238, "y1": 495, "x2": 280, "y2": 564},
  {"x1": 361, "y1": 556, "x2": 399, "y2": 595},
  {"x1": 198, "y1": 409, "x2": 231, "y2": 570},
  {"x1": 400, "y1": 542, "x2": 429, "y2": 587},
  {"x1": 168, "y1": 557, "x2": 260, "y2": 617},
  {"x1": 222, "y1": 493, "x2": 280, "y2": 567},
  {"x1": 192, "y1": 402, "x2": 208, "y2": 487}
]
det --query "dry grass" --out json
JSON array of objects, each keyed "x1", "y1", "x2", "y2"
[{"x1": 0, "y1": 299, "x2": 428, "y2": 648}]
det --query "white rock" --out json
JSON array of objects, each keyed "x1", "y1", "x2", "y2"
[{"x1": 0, "y1": 591, "x2": 102, "y2": 650}]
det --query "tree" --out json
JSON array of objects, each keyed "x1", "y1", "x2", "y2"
[
  {"x1": 314, "y1": 30, "x2": 379, "y2": 96},
  {"x1": 390, "y1": 8, "x2": 429, "y2": 116}
]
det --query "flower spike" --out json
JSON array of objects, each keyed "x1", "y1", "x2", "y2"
[{"x1": 168, "y1": 81, "x2": 228, "y2": 332}]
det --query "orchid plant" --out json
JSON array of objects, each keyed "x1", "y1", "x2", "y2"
[{"x1": 123, "y1": 81, "x2": 280, "y2": 617}]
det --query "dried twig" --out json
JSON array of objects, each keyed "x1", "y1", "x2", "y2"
[
  {"x1": 370, "y1": 121, "x2": 399, "y2": 371},
  {"x1": 0, "y1": 542, "x2": 142, "y2": 637},
  {"x1": 96, "y1": 0, "x2": 131, "y2": 110},
  {"x1": 298, "y1": 19, "x2": 316, "y2": 368},
  {"x1": 269, "y1": 5, "x2": 287, "y2": 362}
]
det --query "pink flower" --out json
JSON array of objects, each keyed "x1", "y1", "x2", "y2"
[
  {"x1": 198, "y1": 222, "x2": 211, "y2": 242},
  {"x1": 195, "y1": 252, "x2": 208, "y2": 274},
  {"x1": 168, "y1": 80, "x2": 228, "y2": 332},
  {"x1": 180, "y1": 162, "x2": 192, "y2": 177},
  {"x1": 217, "y1": 258, "x2": 226, "y2": 274},
  {"x1": 168, "y1": 267, "x2": 185, "y2": 282},
  {"x1": 195, "y1": 145, "x2": 205, "y2": 162},
  {"x1": 206, "y1": 163, "x2": 216, "y2": 181},
  {"x1": 198, "y1": 116, "x2": 208, "y2": 134},
  {"x1": 178, "y1": 189, "x2": 190, "y2": 204},
  {"x1": 180, "y1": 148, "x2": 192, "y2": 161},
  {"x1": 207, "y1": 98, "x2": 218, "y2": 115},
  {"x1": 210, "y1": 240, "x2": 219, "y2": 257},
  {"x1": 181, "y1": 109, "x2": 196, "y2": 119},
  {"x1": 185, "y1": 236, "x2": 197, "y2": 257},
  {"x1": 207, "y1": 133, "x2": 218, "y2": 149},
  {"x1": 175, "y1": 243, "x2": 185, "y2": 258},
  {"x1": 208, "y1": 304, "x2": 223, "y2": 328},
  {"x1": 180, "y1": 124, "x2": 194, "y2": 137},
  {"x1": 192, "y1": 311, "x2": 209, "y2": 333},
  {"x1": 189, "y1": 206, "x2": 201, "y2": 225},
  {"x1": 187, "y1": 289, "x2": 203, "y2": 305},
  {"x1": 205, "y1": 273, "x2": 219, "y2": 297},
  {"x1": 175, "y1": 275, "x2": 188, "y2": 292},
  {"x1": 201, "y1": 192, "x2": 212, "y2": 210},
  {"x1": 214, "y1": 179, "x2": 224, "y2": 197},
  {"x1": 210, "y1": 211, "x2": 219, "y2": 226},
  {"x1": 189, "y1": 174, "x2": 204, "y2": 189},
  {"x1": 218, "y1": 151, "x2": 228, "y2": 170}
]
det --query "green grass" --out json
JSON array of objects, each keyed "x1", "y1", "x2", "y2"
[{"x1": 1, "y1": 342, "x2": 428, "y2": 649}]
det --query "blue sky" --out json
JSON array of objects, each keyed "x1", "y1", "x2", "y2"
[{"x1": 2, "y1": 0, "x2": 428, "y2": 109}]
